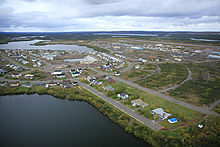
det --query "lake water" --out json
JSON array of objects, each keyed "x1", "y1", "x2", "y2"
[
  {"x1": 0, "y1": 94, "x2": 149, "y2": 147},
  {"x1": 0, "y1": 40, "x2": 93, "y2": 53}
]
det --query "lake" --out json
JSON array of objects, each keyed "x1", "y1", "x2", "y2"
[
  {"x1": 0, "y1": 94, "x2": 149, "y2": 147},
  {"x1": 0, "y1": 40, "x2": 93, "y2": 53}
]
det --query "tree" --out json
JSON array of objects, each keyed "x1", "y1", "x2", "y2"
[{"x1": 154, "y1": 113, "x2": 158, "y2": 120}]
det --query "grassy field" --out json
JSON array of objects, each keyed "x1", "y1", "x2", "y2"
[
  {"x1": 120, "y1": 64, "x2": 157, "y2": 81},
  {"x1": 213, "y1": 104, "x2": 220, "y2": 114},
  {"x1": 135, "y1": 63, "x2": 188, "y2": 90},
  {"x1": 169, "y1": 63, "x2": 220, "y2": 106}
]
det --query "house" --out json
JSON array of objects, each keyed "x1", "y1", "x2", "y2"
[
  {"x1": 10, "y1": 82, "x2": 20, "y2": 87},
  {"x1": 72, "y1": 72, "x2": 80, "y2": 77},
  {"x1": 12, "y1": 73, "x2": 21, "y2": 78},
  {"x1": 22, "y1": 82, "x2": 32, "y2": 88},
  {"x1": 22, "y1": 60, "x2": 29, "y2": 65},
  {"x1": 0, "y1": 69, "x2": 8, "y2": 75},
  {"x1": 135, "y1": 65, "x2": 140, "y2": 69},
  {"x1": 174, "y1": 58, "x2": 182, "y2": 62},
  {"x1": 117, "y1": 93, "x2": 129, "y2": 99},
  {"x1": 131, "y1": 99, "x2": 148, "y2": 108},
  {"x1": 151, "y1": 108, "x2": 171, "y2": 120},
  {"x1": 76, "y1": 68, "x2": 83, "y2": 73},
  {"x1": 139, "y1": 58, "x2": 147, "y2": 63},
  {"x1": 56, "y1": 73, "x2": 66, "y2": 78},
  {"x1": 70, "y1": 69, "x2": 76, "y2": 74},
  {"x1": 0, "y1": 81, "x2": 7, "y2": 86},
  {"x1": 86, "y1": 76, "x2": 92, "y2": 82},
  {"x1": 115, "y1": 71, "x2": 120, "y2": 76},
  {"x1": 48, "y1": 81, "x2": 57, "y2": 86},
  {"x1": 102, "y1": 85, "x2": 115, "y2": 91},
  {"x1": 51, "y1": 70, "x2": 62, "y2": 75},
  {"x1": 24, "y1": 74, "x2": 34, "y2": 79},
  {"x1": 35, "y1": 82, "x2": 45, "y2": 86},
  {"x1": 72, "y1": 82, "x2": 78, "y2": 86}
]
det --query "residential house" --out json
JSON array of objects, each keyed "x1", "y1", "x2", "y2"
[
  {"x1": 72, "y1": 82, "x2": 78, "y2": 86},
  {"x1": 10, "y1": 82, "x2": 20, "y2": 87},
  {"x1": 51, "y1": 70, "x2": 62, "y2": 75},
  {"x1": 135, "y1": 65, "x2": 140, "y2": 69},
  {"x1": 22, "y1": 82, "x2": 32, "y2": 88},
  {"x1": 12, "y1": 73, "x2": 21, "y2": 78},
  {"x1": 115, "y1": 71, "x2": 120, "y2": 76},
  {"x1": 35, "y1": 82, "x2": 45, "y2": 86},
  {"x1": 24, "y1": 74, "x2": 34, "y2": 79},
  {"x1": 56, "y1": 73, "x2": 66, "y2": 78},
  {"x1": 0, "y1": 69, "x2": 8, "y2": 75},
  {"x1": 48, "y1": 81, "x2": 57, "y2": 86},
  {"x1": 72, "y1": 72, "x2": 80, "y2": 77},
  {"x1": 117, "y1": 93, "x2": 129, "y2": 99},
  {"x1": 0, "y1": 81, "x2": 7, "y2": 86},
  {"x1": 151, "y1": 108, "x2": 171, "y2": 120},
  {"x1": 131, "y1": 99, "x2": 148, "y2": 108}
]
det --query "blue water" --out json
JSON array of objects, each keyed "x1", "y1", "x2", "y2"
[{"x1": 0, "y1": 94, "x2": 149, "y2": 147}]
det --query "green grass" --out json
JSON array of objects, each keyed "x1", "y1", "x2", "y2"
[
  {"x1": 135, "y1": 63, "x2": 188, "y2": 90},
  {"x1": 120, "y1": 64, "x2": 156, "y2": 81},
  {"x1": 169, "y1": 63, "x2": 220, "y2": 105},
  {"x1": 213, "y1": 104, "x2": 220, "y2": 114}
]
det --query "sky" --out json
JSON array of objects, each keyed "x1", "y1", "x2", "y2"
[{"x1": 0, "y1": 0, "x2": 220, "y2": 32}]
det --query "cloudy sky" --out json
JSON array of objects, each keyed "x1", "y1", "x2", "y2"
[{"x1": 0, "y1": 0, "x2": 220, "y2": 32}]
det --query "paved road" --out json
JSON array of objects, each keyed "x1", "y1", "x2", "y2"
[
  {"x1": 209, "y1": 99, "x2": 220, "y2": 110},
  {"x1": 159, "y1": 66, "x2": 192, "y2": 93},
  {"x1": 111, "y1": 75, "x2": 220, "y2": 116},
  {"x1": 76, "y1": 80, "x2": 163, "y2": 130}
]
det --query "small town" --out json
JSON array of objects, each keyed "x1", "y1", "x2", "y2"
[{"x1": 0, "y1": 0, "x2": 220, "y2": 146}]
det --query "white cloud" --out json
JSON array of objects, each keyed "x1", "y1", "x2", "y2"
[{"x1": 0, "y1": 0, "x2": 220, "y2": 31}]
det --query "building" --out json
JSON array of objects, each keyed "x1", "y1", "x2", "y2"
[
  {"x1": 22, "y1": 82, "x2": 32, "y2": 88},
  {"x1": 131, "y1": 99, "x2": 148, "y2": 108},
  {"x1": 151, "y1": 108, "x2": 171, "y2": 120},
  {"x1": 80, "y1": 56, "x2": 98, "y2": 64},
  {"x1": 0, "y1": 81, "x2": 7, "y2": 86},
  {"x1": 12, "y1": 73, "x2": 21, "y2": 78},
  {"x1": 56, "y1": 73, "x2": 66, "y2": 78},
  {"x1": 117, "y1": 93, "x2": 129, "y2": 99},
  {"x1": 51, "y1": 70, "x2": 62, "y2": 75},
  {"x1": 24, "y1": 74, "x2": 34, "y2": 79},
  {"x1": 0, "y1": 69, "x2": 8, "y2": 75},
  {"x1": 135, "y1": 65, "x2": 140, "y2": 69},
  {"x1": 10, "y1": 82, "x2": 20, "y2": 87},
  {"x1": 115, "y1": 71, "x2": 120, "y2": 76},
  {"x1": 72, "y1": 72, "x2": 80, "y2": 77}
]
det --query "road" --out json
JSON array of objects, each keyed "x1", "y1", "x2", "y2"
[
  {"x1": 209, "y1": 99, "x2": 220, "y2": 110},
  {"x1": 76, "y1": 80, "x2": 163, "y2": 130},
  {"x1": 159, "y1": 66, "x2": 192, "y2": 93}
]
